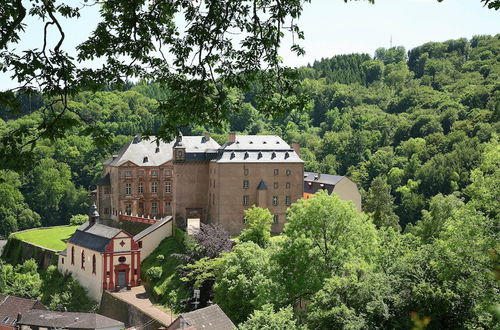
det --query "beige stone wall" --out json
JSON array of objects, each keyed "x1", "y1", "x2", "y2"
[
  {"x1": 58, "y1": 243, "x2": 103, "y2": 302},
  {"x1": 208, "y1": 162, "x2": 304, "y2": 235},
  {"x1": 333, "y1": 178, "x2": 362, "y2": 212},
  {"x1": 137, "y1": 221, "x2": 173, "y2": 262},
  {"x1": 173, "y1": 162, "x2": 210, "y2": 221}
]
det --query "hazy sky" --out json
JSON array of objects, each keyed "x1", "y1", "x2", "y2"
[{"x1": 1, "y1": 0, "x2": 498, "y2": 90}]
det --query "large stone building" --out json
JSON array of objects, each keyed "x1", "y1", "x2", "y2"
[{"x1": 96, "y1": 133, "x2": 304, "y2": 235}]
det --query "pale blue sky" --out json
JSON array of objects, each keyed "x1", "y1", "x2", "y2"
[{"x1": 1, "y1": 0, "x2": 498, "y2": 90}]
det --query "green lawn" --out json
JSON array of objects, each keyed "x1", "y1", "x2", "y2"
[{"x1": 11, "y1": 225, "x2": 79, "y2": 251}]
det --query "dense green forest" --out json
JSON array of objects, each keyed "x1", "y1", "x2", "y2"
[{"x1": 0, "y1": 34, "x2": 499, "y2": 328}]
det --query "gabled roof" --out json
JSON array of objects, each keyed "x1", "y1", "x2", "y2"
[
  {"x1": 257, "y1": 179, "x2": 268, "y2": 190},
  {"x1": 304, "y1": 172, "x2": 345, "y2": 185},
  {"x1": 0, "y1": 294, "x2": 46, "y2": 327},
  {"x1": 103, "y1": 136, "x2": 174, "y2": 167},
  {"x1": 68, "y1": 222, "x2": 125, "y2": 252},
  {"x1": 17, "y1": 310, "x2": 124, "y2": 329},
  {"x1": 303, "y1": 172, "x2": 346, "y2": 195},
  {"x1": 173, "y1": 305, "x2": 234, "y2": 330}
]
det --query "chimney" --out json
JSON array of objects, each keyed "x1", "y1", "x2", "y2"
[
  {"x1": 204, "y1": 132, "x2": 211, "y2": 141},
  {"x1": 89, "y1": 202, "x2": 100, "y2": 226},
  {"x1": 291, "y1": 142, "x2": 301, "y2": 157},
  {"x1": 228, "y1": 132, "x2": 236, "y2": 143}
]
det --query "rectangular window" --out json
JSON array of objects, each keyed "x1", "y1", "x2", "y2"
[
  {"x1": 125, "y1": 183, "x2": 131, "y2": 195},
  {"x1": 243, "y1": 180, "x2": 249, "y2": 189},
  {"x1": 274, "y1": 182, "x2": 279, "y2": 189},
  {"x1": 151, "y1": 182, "x2": 158, "y2": 193},
  {"x1": 274, "y1": 169, "x2": 279, "y2": 176},
  {"x1": 286, "y1": 196, "x2": 291, "y2": 206},
  {"x1": 164, "y1": 169, "x2": 172, "y2": 176},
  {"x1": 244, "y1": 168, "x2": 249, "y2": 176},
  {"x1": 138, "y1": 182, "x2": 143, "y2": 194},
  {"x1": 286, "y1": 169, "x2": 291, "y2": 176},
  {"x1": 125, "y1": 204, "x2": 132, "y2": 215},
  {"x1": 151, "y1": 170, "x2": 158, "y2": 177},
  {"x1": 165, "y1": 182, "x2": 171, "y2": 193},
  {"x1": 151, "y1": 202, "x2": 157, "y2": 214},
  {"x1": 243, "y1": 195, "x2": 249, "y2": 206},
  {"x1": 138, "y1": 241, "x2": 143, "y2": 248},
  {"x1": 286, "y1": 182, "x2": 291, "y2": 189},
  {"x1": 125, "y1": 171, "x2": 132, "y2": 177},
  {"x1": 273, "y1": 215, "x2": 279, "y2": 223},
  {"x1": 272, "y1": 196, "x2": 279, "y2": 206},
  {"x1": 138, "y1": 170, "x2": 144, "y2": 176}
]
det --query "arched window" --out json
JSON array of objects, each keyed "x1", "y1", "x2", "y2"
[
  {"x1": 71, "y1": 246, "x2": 74, "y2": 265},
  {"x1": 92, "y1": 255, "x2": 96, "y2": 274},
  {"x1": 81, "y1": 250, "x2": 85, "y2": 269}
]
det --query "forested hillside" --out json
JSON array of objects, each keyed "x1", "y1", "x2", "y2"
[{"x1": 1, "y1": 34, "x2": 498, "y2": 234}]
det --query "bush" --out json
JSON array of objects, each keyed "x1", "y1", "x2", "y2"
[
  {"x1": 69, "y1": 214, "x2": 87, "y2": 225},
  {"x1": 156, "y1": 254, "x2": 165, "y2": 261},
  {"x1": 146, "y1": 266, "x2": 163, "y2": 279}
]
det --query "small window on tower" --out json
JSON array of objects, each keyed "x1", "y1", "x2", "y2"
[
  {"x1": 273, "y1": 215, "x2": 279, "y2": 223},
  {"x1": 286, "y1": 182, "x2": 291, "y2": 189},
  {"x1": 274, "y1": 169, "x2": 279, "y2": 176},
  {"x1": 274, "y1": 182, "x2": 279, "y2": 189},
  {"x1": 244, "y1": 168, "x2": 249, "y2": 176},
  {"x1": 286, "y1": 169, "x2": 291, "y2": 176},
  {"x1": 286, "y1": 196, "x2": 291, "y2": 206},
  {"x1": 243, "y1": 180, "x2": 249, "y2": 189},
  {"x1": 272, "y1": 196, "x2": 279, "y2": 206},
  {"x1": 243, "y1": 195, "x2": 249, "y2": 206}
]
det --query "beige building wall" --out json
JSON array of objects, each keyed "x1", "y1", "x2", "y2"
[
  {"x1": 173, "y1": 162, "x2": 210, "y2": 222},
  {"x1": 58, "y1": 243, "x2": 104, "y2": 302},
  {"x1": 137, "y1": 221, "x2": 173, "y2": 262},
  {"x1": 333, "y1": 178, "x2": 362, "y2": 212},
  {"x1": 208, "y1": 162, "x2": 304, "y2": 235}
]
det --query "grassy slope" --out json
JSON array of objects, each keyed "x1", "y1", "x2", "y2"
[
  {"x1": 141, "y1": 234, "x2": 190, "y2": 313},
  {"x1": 11, "y1": 225, "x2": 78, "y2": 251}
]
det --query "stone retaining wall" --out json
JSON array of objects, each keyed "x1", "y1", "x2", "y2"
[{"x1": 99, "y1": 291, "x2": 164, "y2": 330}]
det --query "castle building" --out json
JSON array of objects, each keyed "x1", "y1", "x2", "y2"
[{"x1": 96, "y1": 133, "x2": 304, "y2": 235}]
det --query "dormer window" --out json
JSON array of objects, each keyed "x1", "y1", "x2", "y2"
[
  {"x1": 155, "y1": 147, "x2": 160, "y2": 153},
  {"x1": 143, "y1": 156, "x2": 148, "y2": 163},
  {"x1": 271, "y1": 152, "x2": 276, "y2": 159},
  {"x1": 176, "y1": 150, "x2": 183, "y2": 160}
]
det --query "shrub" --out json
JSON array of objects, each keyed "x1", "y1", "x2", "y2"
[
  {"x1": 147, "y1": 266, "x2": 163, "y2": 279},
  {"x1": 69, "y1": 214, "x2": 87, "y2": 225}
]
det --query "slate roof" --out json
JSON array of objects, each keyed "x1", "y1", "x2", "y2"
[
  {"x1": 176, "y1": 136, "x2": 221, "y2": 153},
  {"x1": 134, "y1": 216, "x2": 173, "y2": 241},
  {"x1": 174, "y1": 305, "x2": 234, "y2": 330},
  {"x1": 103, "y1": 136, "x2": 175, "y2": 167},
  {"x1": 304, "y1": 172, "x2": 345, "y2": 185},
  {"x1": 17, "y1": 310, "x2": 124, "y2": 329},
  {"x1": 68, "y1": 222, "x2": 123, "y2": 252},
  {"x1": 303, "y1": 172, "x2": 346, "y2": 195},
  {"x1": 257, "y1": 179, "x2": 268, "y2": 190},
  {"x1": 217, "y1": 135, "x2": 302, "y2": 163},
  {"x1": 220, "y1": 135, "x2": 291, "y2": 150},
  {"x1": 0, "y1": 294, "x2": 46, "y2": 328}
]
